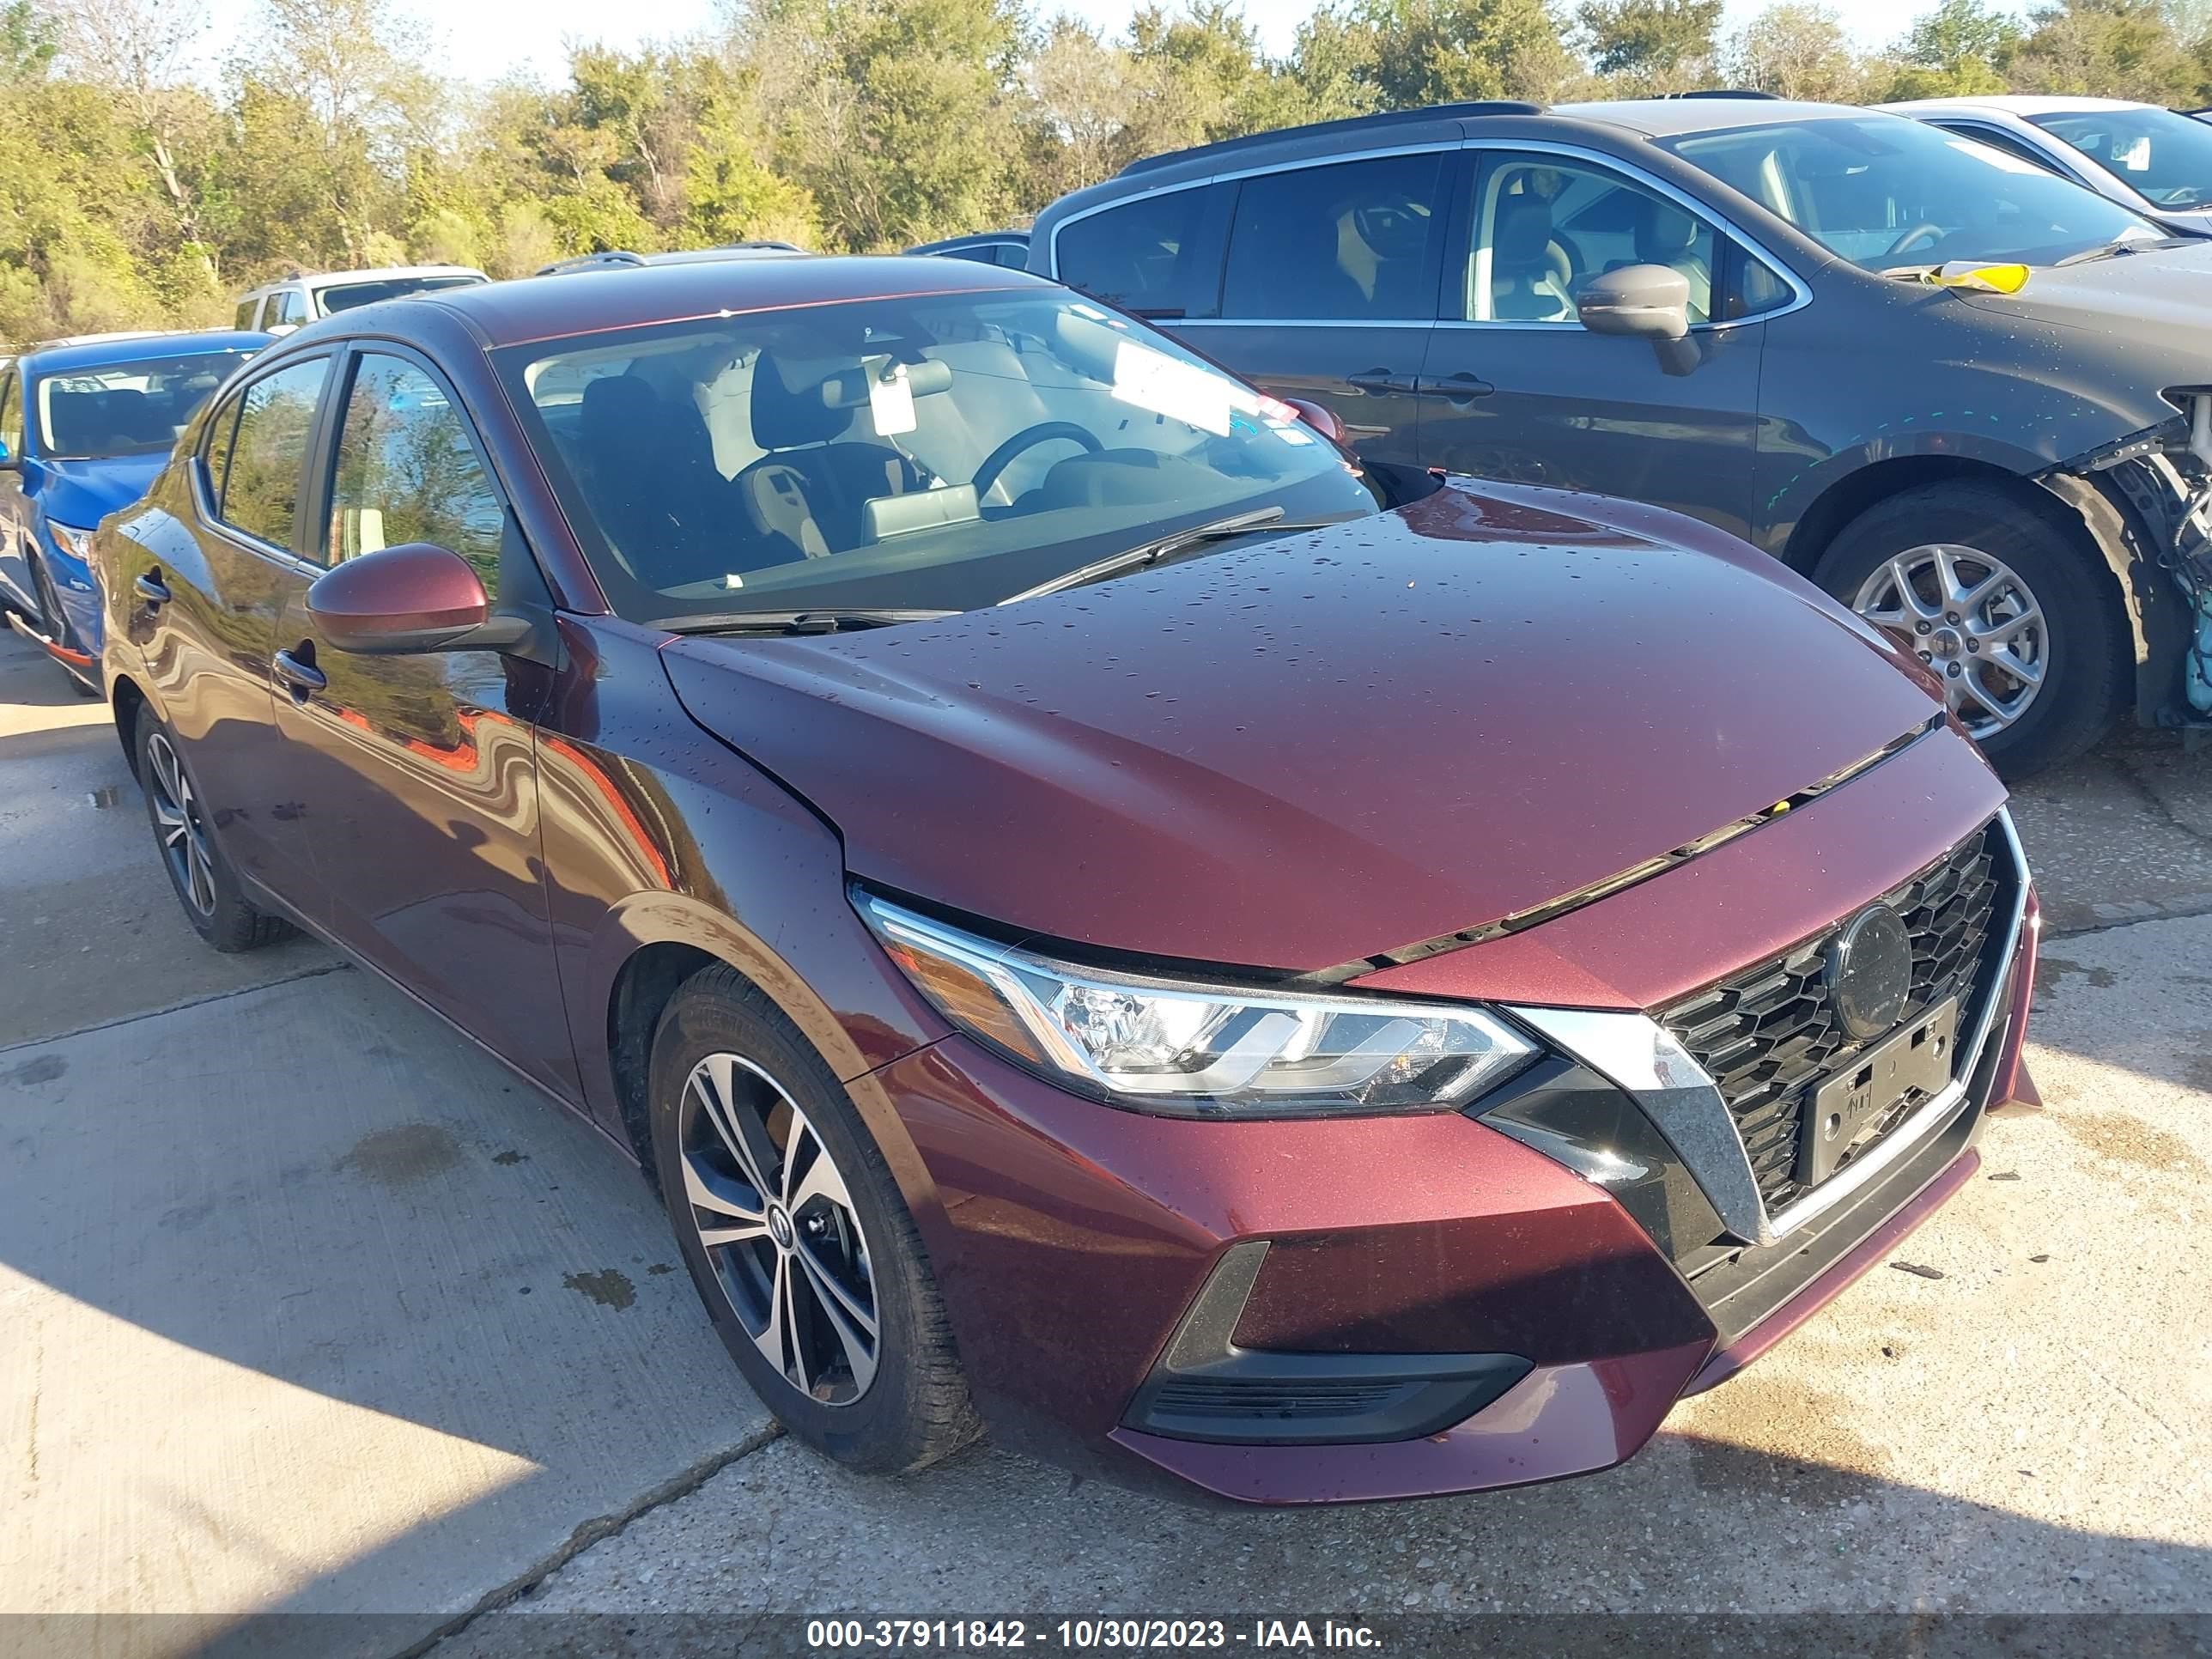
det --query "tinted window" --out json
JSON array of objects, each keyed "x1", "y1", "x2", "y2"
[
  {"x1": 326, "y1": 353, "x2": 504, "y2": 587},
  {"x1": 35, "y1": 350, "x2": 258, "y2": 460},
  {"x1": 1054, "y1": 187, "x2": 1218, "y2": 316},
  {"x1": 315, "y1": 275, "x2": 484, "y2": 316},
  {"x1": 1222, "y1": 154, "x2": 1443, "y2": 321},
  {"x1": 993, "y1": 242, "x2": 1032, "y2": 268},
  {"x1": 0, "y1": 373, "x2": 21, "y2": 460},
  {"x1": 1462, "y1": 155, "x2": 1717, "y2": 325},
  {"x1": 234, "y1": 299, "x2": 259, "y2": 331},
  {"x1": 216, "y1": 357, "x2": 328, "y2": 548},
  {"x1": 1666, "y1": 116, "x2": 2161, "y2": 270},
  {"x1": 500, "y1": 291, "x2": 1381, "y2": 623},
  {"x1": 2028, "y1": 106, "x2": 2212, "y2": 208}
]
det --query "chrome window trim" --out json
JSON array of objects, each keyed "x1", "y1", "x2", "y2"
[
  {"x1": 1046, "y1": 135, "x2": 1813, "y2": 333},
  {"x1": 1509, "y1": 809, "x2": 2030, "y2": 1249}
]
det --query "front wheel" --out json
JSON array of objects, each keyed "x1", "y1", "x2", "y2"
[
  {"x1": 648, "y1": 966, "x2": 980, "y2": 1474},
  {"x1": 1814, "y1": 482, "x2": 2130, "y2": 779}
]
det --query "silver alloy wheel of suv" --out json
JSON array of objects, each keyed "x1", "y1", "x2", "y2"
[
  {"x1": 678, "y1": 1051, "x2": 880, "y2": 1404},
  {"x1": 1850, "y1": 542, "x2": 2048, "y2": 741}
]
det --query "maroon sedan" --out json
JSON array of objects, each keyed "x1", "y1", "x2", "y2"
[{"x1": 91, "y1": 258, "x2": 2038, "y2": 1504}]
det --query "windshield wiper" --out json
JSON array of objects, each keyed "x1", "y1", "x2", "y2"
[
  {"x1": 2055, "y1": 236, "x2": 2178, "y2": 267},
  {"x1": 658, "y1": 608, "x2": 958, "y2": 636},
  {"x1": 999, "y1": 508, "x2": 1342, "y2": 605}
]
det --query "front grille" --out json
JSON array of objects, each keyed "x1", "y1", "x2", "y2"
[{"x1": 1657, "y1": 821, "x2": 2010, "y2": 1213}]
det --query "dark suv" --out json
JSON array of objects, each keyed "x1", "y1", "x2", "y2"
[{"x1": 1030, "y1": 96, "x2": 2212, "y2": 776}]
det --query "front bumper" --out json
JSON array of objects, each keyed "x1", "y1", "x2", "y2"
[{"x1": 864, "y1": 862, "x2": 2034, "y2": 1507}]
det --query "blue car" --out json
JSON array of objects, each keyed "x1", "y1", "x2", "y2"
[{"x1": 0, "y1": 330, "x2": 267, "y2": 691}]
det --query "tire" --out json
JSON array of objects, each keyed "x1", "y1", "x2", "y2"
[
  {"x1": 134, "y1": 704, "x2": 294, "y2": 952},
  {"x1": 1813, "y1": 482, "x2": 2130, "y2": 780},
  {"x1": 29, "y1": 557, "x2": 97, "y2": 697},
  {"x1": 648, "y1": 964, "x2": 980, "y2": 1474}
]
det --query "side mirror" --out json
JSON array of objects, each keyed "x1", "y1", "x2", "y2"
[
  {"x1": 1577, "y1": 264, "x2": 1692, "y2": 342},
  {"x1": 265, "y1": 321, "x2": 298, "y2": 337},
  {"x1": 0, "y1": 438, "x2": 15, "y2": 471},
  {"x1": 1280, "y1": 397, "x2": 1347, "y2": 446},
  {"x1": 307, "y1": 542, "x2": 507, "y2": 654}
]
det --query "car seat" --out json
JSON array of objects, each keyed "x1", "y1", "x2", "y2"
[
  {"x1": 574, "y1": 374, "x2": 792, "y2": 586},
  {"x1": 1632, "y1": 198, "x2": 1711, "y2": 323},
  {"x1": 732, "y1": 352, "x2": 926, "y2": 554},
  {"x1": 1488, "y1": 198, "x2": 1575, "y2": 322}
]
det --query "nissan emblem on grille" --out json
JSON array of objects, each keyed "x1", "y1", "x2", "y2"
[{"x1": 1826, "y1": 903, "x2": 1913, "y2": 1041}]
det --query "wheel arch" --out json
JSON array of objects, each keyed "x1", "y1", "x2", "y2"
[
  {"x1": 1780, "y1": 454, "x2": 2029, "y2": 574},
  {"x1": 108, "y1": 669, "x2": 152, "y2": 778},
  {"x1": 592, "y1": 893, "x2": 939, "y2": 1206}
]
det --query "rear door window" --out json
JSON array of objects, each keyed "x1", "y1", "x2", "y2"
[
  {"x1": 1220, "y1": 153, "x2": 1446, "y2": 321},
  {"x1": 215, "y1": 357, "x2": 330, "y2": 550},
  {"x1": 1052, "y1": 185, "x2": 1225, "y2": 318}
]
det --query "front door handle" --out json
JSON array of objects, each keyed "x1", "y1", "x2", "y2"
[
  {"x1": 273, "y1": 646, "x2": 325, "y2": 698},
  {"x1": 134, "y1": 571, "x2": 172, "y2": 606},
  {"x1": 1418, "y1": 371, "x2": 1494, "y2": 404},
  {"x1": 1347, "y1": 368, "x2": 1419, "y2": 395}
]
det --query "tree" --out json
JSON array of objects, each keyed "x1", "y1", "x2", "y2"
[
  {"x1": 2007, "y1": 0, "x2": 2212, "y2": 105},
  {"x1": 49, "y1": 0, "x2": 222, "y2": 284},
  {"x1": 1291, "y1": 0, "x2": 1578, "y2": 112},
  {"x1": 1723, "y1": 2, "x2": 1869, "y2": 100},
  {"x1": 1580, "y1": 0, "x2": 1723, "y2": 82},
  {"x1": 1879, "y1": 0, "x2": 2021, "y2": 95}
]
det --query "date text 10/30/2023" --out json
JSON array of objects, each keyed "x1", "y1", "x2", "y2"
[{"x1": 804, "y1": 1620, "x2": 1383, "y2": 1649}]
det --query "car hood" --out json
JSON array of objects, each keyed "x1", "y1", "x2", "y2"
[
  {"x1": 1954, "y1": 236, "x2": 2212, "y2": 343},
  {"x1": 33, "y1": 453, "x2": 167, "y2": 530},
  {"x1": 661, "y1": 483, "x2": 1948, "y2": 974}
]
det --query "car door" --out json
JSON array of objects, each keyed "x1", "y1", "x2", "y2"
[
  {"x1": 126, "y1": 352, "x2": 334, "y2": 902},
  {"x1": 1416, "y1": 148, "x2": 1774, "y2": 541},
  {"x1": 0, "y1": 368, "x2": 31, "y2": 612},
  {"x1": 1175, "y1": 150, "x2": 1447, "y2": 470},
  {"x1": 263, "y1": 343, "x2": 575, "y2": 1097}
]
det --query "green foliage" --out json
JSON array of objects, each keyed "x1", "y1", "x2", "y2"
[{"x1": 7, "y1": 0, "x2": 2212, "y2": 345}]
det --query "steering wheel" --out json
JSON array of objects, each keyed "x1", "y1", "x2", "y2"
[
  {"x1": 972, "y1": 422, "x2": 1103, "y2": 502},
  {"x1": 1886, "y1": 222, "x2": 1947, "y2": 258}
]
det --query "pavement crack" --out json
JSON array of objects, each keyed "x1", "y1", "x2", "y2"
[
  {"x1": 395, "y1": 1422, "x2": 785, "y2": 1658},
  {"x1": 0, "y1": 961, "x2": 351, "y2": 1057},
  {"x1": 2042, "y1": 893, "x2": 2212, "y2": 939}
]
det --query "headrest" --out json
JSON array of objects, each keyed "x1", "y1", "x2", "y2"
[
  {"x1": 750, "y1": 352, "x2": 854, "y2": 450},
  {"x1": 1492, "y1": 198, "x2": 1554, "y2": 264},
  {"x1": 1635, "y1": 200, "x2": 1699, "y2": 262},
  {"x1": 579, "y1": 374, "x2": 659, "y2": 439}
]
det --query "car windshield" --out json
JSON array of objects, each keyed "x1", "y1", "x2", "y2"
[
  {"x1": 498, "y1": 290, "x2": 1384, "y2": 624},
  {"x1": 2027, "y1": 106, "x2": 2212, "y2": 209},
  {"x1": 1662, "y1": 114, "x2": 2165, "y2": 271},
  {"x1": 316, "y1": 275, "x2": 484, "y2": 315},
  {"x1": 35, "y1": 349, "x2": 257, "y2": 459}
]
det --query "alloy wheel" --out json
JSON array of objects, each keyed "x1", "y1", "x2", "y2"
[
  {"x1": 147, "y1": 731, "x2": 216, "y2": 918},
  {"x1": 1850, "y1": 543, "x2": 2047, "y2": 740},
  {"x1": 678, "y1": 1052, "x2": 879, "y2": 1405}
]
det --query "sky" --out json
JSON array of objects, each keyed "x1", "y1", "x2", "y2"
[{"x1": 198, "y1": 0, "x2": 2019, "y2": 88}]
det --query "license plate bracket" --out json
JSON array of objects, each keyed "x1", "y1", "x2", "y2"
[{"x1": 1798, "y1": 997, "x2": 1960, "y2": 1188}]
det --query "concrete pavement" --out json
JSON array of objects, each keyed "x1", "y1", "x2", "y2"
[{"x1": 2, "y1": 623, "x2": 2208, "y2": 1653}]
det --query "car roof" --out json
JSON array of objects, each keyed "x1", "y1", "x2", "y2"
[
  {"x1": 1881, "y1": 94, "x2": 2153, "y2": 118},
  {"x1": 252, "y1": 265, "x2": 486, "y2": 295},
  {"x1": 1552, "y1": 96, "x2": 1894, "y2": 137},
  {"x1": 397, "y1": 254, "x2": 1052, "y2": 350},
  {"x1": 19, "y1": 330, "x2": 271, "y2": 375}
]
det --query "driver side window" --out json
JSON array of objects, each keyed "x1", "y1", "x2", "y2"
[
  {"x1": 1463, "y1": 155, "x2": 1717, "y2": 326},
  {"x1": 0, "y1": 372, "x2": 21, "y2": 460}
]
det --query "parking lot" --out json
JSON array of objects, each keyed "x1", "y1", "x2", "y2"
[{"x1": 2, "y1": 620, "x2": 2209, "y2": 1656}]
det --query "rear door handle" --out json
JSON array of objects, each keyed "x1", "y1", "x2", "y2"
[
  {"x1": 134, "y1": 571, "x2": 171, "y2": 606},
  {"x1": 1416, "y1": 372, "x2": 1494, "y2": 404},
  {"x1": 1347, "y1": 368, "x2": 1420, "y2": 395},
  {"x1": 273, "y1": 647, "x2": 325, "y2": 696}
]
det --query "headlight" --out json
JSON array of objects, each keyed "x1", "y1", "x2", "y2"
[
  {"x1": 858, "y1": 893, "x2": 1537, "y2": 1117},
  {"x1": 46, "y1": 522, "x2": 94, "y2": 562}
]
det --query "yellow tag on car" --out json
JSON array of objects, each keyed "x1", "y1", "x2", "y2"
[{"x1": 1909, "y1": 262, "x2": 2032, "y2": 295}]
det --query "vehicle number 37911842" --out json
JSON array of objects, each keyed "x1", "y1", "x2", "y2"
[{"x1": 805, "y1": 1620, "x2": 1253, "y2": 1649}]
